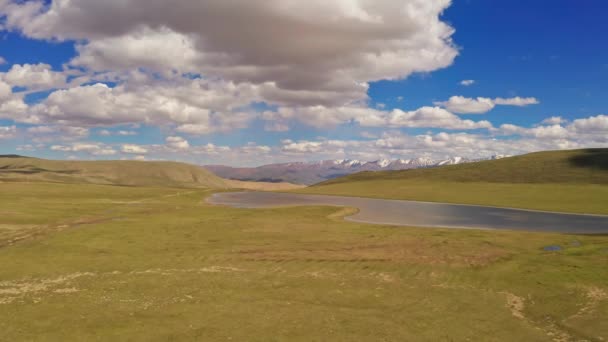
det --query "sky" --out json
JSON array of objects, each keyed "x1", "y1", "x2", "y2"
[{"x1": 0, "y1": 0, "x2": 607, "y2": 166}]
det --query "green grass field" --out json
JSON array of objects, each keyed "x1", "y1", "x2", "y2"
[
  {"x1": 302, "y1": 149, "x2": 608, "y2": 215},
  {"x1": 1, "y1": 182, "x2": 607, "y2": 341}
]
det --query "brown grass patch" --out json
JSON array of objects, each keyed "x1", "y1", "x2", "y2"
[
  {"x1": 237, "y1": 240, "x2": 508, "y2": 266},
  {"x1": 226, "y1": 180, "x2": 305, "y2": 191}
]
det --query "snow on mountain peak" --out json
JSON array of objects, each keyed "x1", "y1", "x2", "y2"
[
  {"x1": 207, "y1": 155, "x2": 507, "y2": 185},
  {"x1": 312, "y1": 156, "x2": 478, "y2": 169},
  {"x1": 333, "y1": 159, "x2": 362, "y2": 166},
  {"x1": 413, "y1": 157, "x2": 435, "y2": 165},
  {"x1": 375, "y1": 159, "x2": 391, "y2": 168},
  {"x1": 436, "y1": 156, "x2": 467, "y2": 166}
]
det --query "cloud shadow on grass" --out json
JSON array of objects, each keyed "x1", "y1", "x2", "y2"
[{"x1": 568, "y1": 149, "x2": 608, "y2": 171}]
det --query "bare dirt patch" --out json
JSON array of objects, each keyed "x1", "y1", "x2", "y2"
[
  {"x1": 0, "y1": 272, "x2": 95, "y2": 303},
  {"x1": 54, "y1": 287, "x2": 79, "y2": 294},
  {"x1": 501, "y1": 291, "x2": 576, "y2": 342},
  {"x1": 1, "y1": 266, "x2": 245, "y2": 305},
  {"x1": 0, "y1": 224, "x2": 40, "y2": 232},
  {"x1": 568, "y1": 286, "x2": 608, "y2": 320},
  {"x1": 373, "y1": 272, "x2": 396, "y2": 283},
  {"x1": 503, "y1": 292, "x2": 525, "y2": 320},
  {"x1": 130, "y1": 266, "x2": 244, "y2": 276}
]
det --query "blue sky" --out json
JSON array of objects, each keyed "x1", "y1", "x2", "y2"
[
  {"x1": 0, "y1": 0, "x2": 606, "y2": 166},
  {"x1": 371, "y1": 0, "x2": 608, "y2": 122}
]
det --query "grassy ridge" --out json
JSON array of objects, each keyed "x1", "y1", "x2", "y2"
[
  {"x1": 0, "y1": 183, "x2": 607, "y2": 340},
  {"x1": 0, "y1": 156, "x2": 229, "y2": 188},
  {"x1": 302, "y1": 149, "x2": 608, "y2": 214},
  {"x1": 317, "y1": 149, "x2": 608, "y2": 185}
]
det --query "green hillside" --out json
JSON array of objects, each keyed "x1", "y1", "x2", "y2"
[
  {"x1": 318, "y1": 149, "x2": 608, "y2": 185},
  {"x1": 0, "y1": 156, "x2": 229, "y2": 188},
  {"x1": 301, "y1": 149, "x2": 608, "y2": 214}
]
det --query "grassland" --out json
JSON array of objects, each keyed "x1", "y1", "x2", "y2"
[
  {"x1": 0, "y1": 155, "x2": 305, "y2": 191},
  {"x1": 0, "y1": 156, "x2": 230, "y2": 188},
  {"x1": 302, "y1": 149, "x2": 608, "y2": 214},
  {"x1": 226, "y1": 179, "x2": 305, "y2": 191},
  {"x1": 1, "y1": 182, "x2": 607, "y2": 341}
]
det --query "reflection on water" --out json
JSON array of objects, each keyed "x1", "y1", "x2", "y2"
[{"x1": 208, "y1": 192, "x2": 608, "y2": 234}]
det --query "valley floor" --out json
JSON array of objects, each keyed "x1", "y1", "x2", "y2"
[{"x1": 1, "y1": 183, "x2": 607, "y2": 341}]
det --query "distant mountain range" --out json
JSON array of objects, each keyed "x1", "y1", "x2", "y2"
[{"x1": 205, "y1": 155, "x2": 511, "y2": 185}]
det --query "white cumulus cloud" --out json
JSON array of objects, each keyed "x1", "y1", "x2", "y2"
[
  {"x1": 541, "y1": 116, "x2": 567, "y2": 125},
  {"x1": 26, "y1": 78, "x2": 258, "y2": 134},
  {"x1": 121, "y1": 144, "x2": 148, "y2": 154},
  {"x1": 0, "y1": 80, "x2": 12, "y2": 100},
  {"x1": 1, "y1": 63, "x2": 66, "y2": 91},
  {"x1": 0, "y1": 125, "x2": 17, "y2": 139},
  {"x1": 51, "y1": 142, "x2": 116, "y2": 155},
  {"x1": 460, "y1": 80, "x2": 475, "y2": 86},
  {"x1": 264, "y1": 105, "x2": 492, "y2": 130},
  {"x1": 569, "y1": 114, "x2": 608, "y2": 134},
  {"x1": 1, "y1": 0, "x2": 458, "y2": 106},
  {"x1": 436, "y1": 96, "x2": 540, "y2": 114},
  {"x1": 165, "y1": 136, "x2": 190, "y2": 150},
  {"x1": 493, "y1": 97, "x2": 540, "y2": 106}
]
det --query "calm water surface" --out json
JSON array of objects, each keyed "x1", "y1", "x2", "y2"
[{"x1": 208, "y1": 192, "x2": 608, "y2": 234}]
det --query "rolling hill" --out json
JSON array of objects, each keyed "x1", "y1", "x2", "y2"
[
  {"x1": 301, "y1": 149, "x2": 608, "y2": 214},
  {"x1": 313, "y1": 149, "x2": 608, "y2": 186},
  {"x1": 0, "y1": 155, "x2": 230, "y2": 188}
]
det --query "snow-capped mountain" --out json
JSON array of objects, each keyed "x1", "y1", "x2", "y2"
[
  {"x1": 436, "y1": 156, "x2": 464, "y2": 166},
  {"x1": 205, "y1": 155, "x2": 507, "y2": 185}
]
